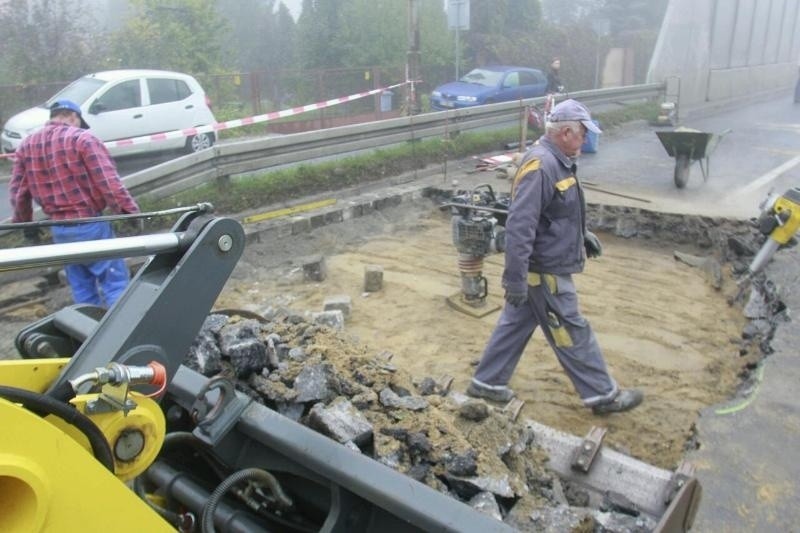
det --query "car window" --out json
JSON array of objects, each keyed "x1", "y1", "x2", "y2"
[
  {"x1": 46, "y1": 77, "x2": 105, "y2": 107},
  {"x1": 96, "y1": 80, "x2": 142, "y2": 112},
  {"x1": 148, "y1": 78, "x2": 192, "y2": 105},
  {"x1": 519, "y1": 71, "x2": 542, "y2": 86},
  {"x1": 460, "y1": 68, "x2": 504, "y2": 87},
  {"x1": 504, "y1": 72, "x2": 520, "y2": 88}
]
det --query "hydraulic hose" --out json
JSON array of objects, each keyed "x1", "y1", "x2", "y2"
[
  {"x1": 162, "y1": 431, "x2": 229, "y2": 479},
  {"x1": 134, "y1": 432, "x2": 227, "y2": 527},
  {"x1": 133, "y1": 475, "x2": 185, "y2": 528},
  {"x1": 201, "y1": 468, "x2": 293, "y2": 533},
  {"x1": 0, "y1": 385, "x2": 114, "y2": 472}
]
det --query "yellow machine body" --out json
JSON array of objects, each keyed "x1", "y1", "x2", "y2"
[
  {"x1": 769, "y1": 192, "x2": 800, "y2": 245},
  {"x1": 0, "y1": 358, "x2": 68, "y2": 393},
  {"x1": 0, "y1": 358, "x2": 172, "y2": 532}
]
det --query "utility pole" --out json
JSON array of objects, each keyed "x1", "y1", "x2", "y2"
[
  {"x1": 455, "y1": 3, "x2": 460, "y2": 79},
  {"x1": 406, "y1": 0, "x2": 421, "y2": 115}
]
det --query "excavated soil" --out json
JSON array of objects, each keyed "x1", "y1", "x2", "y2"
[
  {"x1": 215, "y1": 201, "x2": 755, "y2": 471},
  {"x1": 0, "y1": 196, "x2": 770, "y2": 528}
]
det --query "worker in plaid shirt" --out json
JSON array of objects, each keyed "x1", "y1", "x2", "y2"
[{"x1": 9, "y1": 99, "x2": 140, "y2": 308}]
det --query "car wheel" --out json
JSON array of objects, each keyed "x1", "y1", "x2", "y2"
[{"x1": 186, "y1": 132, "x2": 214, "y2": 153}]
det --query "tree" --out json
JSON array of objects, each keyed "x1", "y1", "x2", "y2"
[
  {"x1": 506, "y1": 0, "x2": 543, "y2": 32},
  {"x1": 295, "y1": 0, "x2": 451, "y2": 71},
  {"x1": 109, "y1": 0, "x2": 228, "y2": 74},
  {"x1": 216, "y1": 0, "x2": 297, "y2": 74},
  {"x1": 598, "y1": 0, "x2": 668, "y2": 34},
  {"x1": 460, "y1": 0, "x2": 546, "y2": 67},
  {"x1": 0, "y1": 0, "x2": 106, "y2": 84},
  {"x1": 296, "y1": 0, "x2": 345, "y2": 69},
  {"x1": 541, "y1": 0, "x2": 601, "y2": 25}
]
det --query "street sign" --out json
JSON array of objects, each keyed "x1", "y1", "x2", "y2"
[{"x1": 447, "y1": 0, "x2": 469, "y2": 31}]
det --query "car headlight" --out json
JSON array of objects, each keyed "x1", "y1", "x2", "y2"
[
  {"x1": 456, "y1": 95, "x2": 477, "y2": 103},
  {"x1": 431, "y1": 91, "x2": 441, "y2": 98}
]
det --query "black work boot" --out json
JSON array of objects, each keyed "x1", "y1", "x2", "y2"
[
  {"x1": 466, "y1": 380, "x2": 515, "y2": 402},
  {"x1": 591, "y1": 389, "x2": 643, "y2": 415}
]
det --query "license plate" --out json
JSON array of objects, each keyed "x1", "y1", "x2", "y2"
[{"x1": 442, "y1": 101, "x2": 454, "y2": 108}]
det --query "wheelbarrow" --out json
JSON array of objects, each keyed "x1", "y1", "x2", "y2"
[{"x1": 655, "y1": 127, "x2": 731, "y2": 188}]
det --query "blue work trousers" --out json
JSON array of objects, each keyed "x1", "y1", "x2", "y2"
[
  {"x1": 50, "y1": 221, "x2": 130, "y2": 308},
  {"x1": 473, "y1": 273, "x2": 617, "y2": 406}
]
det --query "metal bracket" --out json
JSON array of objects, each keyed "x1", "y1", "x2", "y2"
[
  {"x1": 191, "y1": 376, "x2": 252, "y2": 446},
  {"x1": 502, "y1": 398, "x2": 525, "y2": 422},
  {"x1": 85, "y1": 394, "x2": 137, "y2": 415},
  {"x1": 663, "y1": 460, "x2": 696, "y2": 505},
  {"x1": 571, "y1": 426, "x2": 607, "y2": 473},
  {"x1": 655, "y1": 461, "x2": 702, "y2": 533}
]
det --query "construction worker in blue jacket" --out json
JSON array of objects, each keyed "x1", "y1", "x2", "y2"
[{"x1": 467, "y1": 99, "x2": 643, "y2": 415}]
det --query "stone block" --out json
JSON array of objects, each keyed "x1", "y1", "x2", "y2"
[
  {"x1": 307, "y1": 397, "x2": 373, "y2": 445},
  {"x1": 302, "y1": 255, "x2": 327, "y2": 282},
  {"x1": 312, "y1": 310, "x2": 345, "y2": 330},
  {"x1": 364, "y1": 264, "x2": 384, "y2": 292},
  {"x1": 294, "y1": 363, "x2": 335, "y2": 403},
  {"x1": 291, "y1": 216, "x2": 311, "y2": 235},
  {"x1": 323, "y1": 294, "x2": 352, "y2": 318}
]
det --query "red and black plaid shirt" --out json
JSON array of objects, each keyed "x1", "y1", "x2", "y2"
[{"x1": 9, "y1": 121, "x2": 139, "y2": 222}]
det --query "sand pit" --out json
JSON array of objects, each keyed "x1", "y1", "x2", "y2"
[{"x1": 215, "y1": 201, "x2": 755, "y2": 470}]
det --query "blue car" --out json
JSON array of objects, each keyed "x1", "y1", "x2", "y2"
[{"x1": 430, "y1": 66, "x2": 548, "y2": 110}]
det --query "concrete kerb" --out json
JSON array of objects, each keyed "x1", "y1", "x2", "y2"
[{"x1": 240, "y1": 183, "x2": 434, "y2": 245}]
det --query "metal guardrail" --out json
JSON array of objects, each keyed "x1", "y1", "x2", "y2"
[{"x1": 123, "y1": 83, "x2": 665, "y2": 201}]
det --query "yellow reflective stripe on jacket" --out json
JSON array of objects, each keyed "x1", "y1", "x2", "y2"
[
  {"x1": 527, "y1": 272, "x2": 557, "y2": 293},
  {"x1": 511, "y1": 158, "x2": 541, "y2": 199},
  {"x1": 555, "y1": 176, "x2": 576, "y2": 192}
]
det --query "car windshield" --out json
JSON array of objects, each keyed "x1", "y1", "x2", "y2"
[
  {"x1": 459, "y1": 69, "x2": 504, "y2": 87},
  {"x1": 42, "y1": 77, "x2": 106, "y2": 108}
]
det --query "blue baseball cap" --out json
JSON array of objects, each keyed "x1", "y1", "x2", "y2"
[
  {"x1": 549, "y1": 99, "x2": 601, "y2": 134},
  {"x1": 50, "y1": 99, "x2": 90, "y2": 129}
]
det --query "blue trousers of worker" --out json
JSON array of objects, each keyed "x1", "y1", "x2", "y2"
[
  {"x1": 51, "y1": 221, "x2": 130, "y2": 308},
  {"x1": 473, "y1": 273, "x2": 618, "y2": 406}
]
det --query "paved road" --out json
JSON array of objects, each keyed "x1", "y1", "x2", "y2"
[{"x1": 578, "y1": 94, "x2": 800, "y2": 218}]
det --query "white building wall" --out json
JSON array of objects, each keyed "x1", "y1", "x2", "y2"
[{"x1": 648, "y1": 0, "x2": 800, "y2": 109}]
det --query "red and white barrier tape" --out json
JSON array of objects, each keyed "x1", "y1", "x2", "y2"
[{"x1": 0, "y1": 80, "x2": 413, "y2": 159}]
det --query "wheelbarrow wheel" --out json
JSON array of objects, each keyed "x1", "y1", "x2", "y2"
[{"x1": 674, "y1": 154, "x2": 691, "y2": 188}]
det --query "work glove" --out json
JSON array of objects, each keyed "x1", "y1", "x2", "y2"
[
  {"x1": 584, "y1": 231, "x2": 603, "y2": 258},
  {"x1": 504, "y1": 288, "x2": 528, "y2": 307},
  {"x1": 22, "y1": 227, "x2": 43, "y2": 245}
]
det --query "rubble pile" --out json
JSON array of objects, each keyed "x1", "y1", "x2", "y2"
[{"x1": 184, "y1": 308, "x2": 659, "y2": 530}]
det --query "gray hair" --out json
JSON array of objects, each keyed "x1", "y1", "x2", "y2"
[{"x1": 545, "y1": 120, "x2": 581, "y2": 135}]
